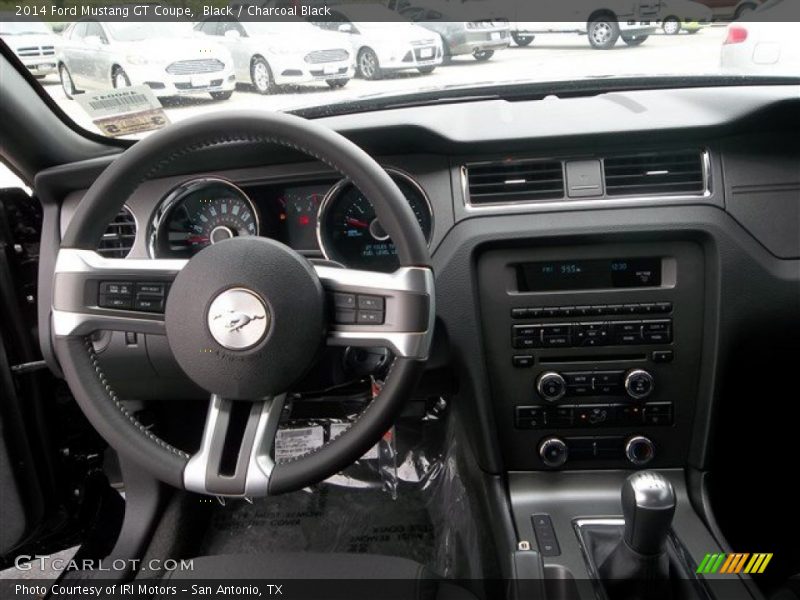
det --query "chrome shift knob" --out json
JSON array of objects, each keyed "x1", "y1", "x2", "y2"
[{"x1": 622, "y1": 471, "x2": 676, "y2": 555}]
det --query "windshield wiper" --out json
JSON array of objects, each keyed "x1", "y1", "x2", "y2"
[{"x1": 290, "y1": 75, "x2": 800, "y2": 120}]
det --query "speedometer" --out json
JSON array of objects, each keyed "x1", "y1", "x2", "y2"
[
  {"x1": 149, "y1": 178, "x2": 259, "y2": 258},
  {"x1": 318, "y1": 169, "x2": 432, "y2": 272}
]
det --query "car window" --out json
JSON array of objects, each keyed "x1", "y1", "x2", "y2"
[
  {"x1": 70, "y1": 21, "x2": 87, "y2": 40},
  {"x1": 197, "y1": 20, "x2": 219, "y2": 36},
  {"x1": 220, "y1": 20, "x2": 247, "y2": 37},
  {"x1": 84, "y1": 21, "x2": 108, "y2": 44}
]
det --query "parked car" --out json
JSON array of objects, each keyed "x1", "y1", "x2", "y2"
[
  {"x1": 658, "y1": 0, "x2": 713, "y2": 34},
  {"x1": 720, "y1": 0, "x2": 798, "y2": 76},
  {"x1": 398, "y1": 2, "x2": 510, "y2": 62},
  {"x1": 58, "y1": 20, "x2": 236, "y2": 101},
  {"x1": 0, "y1": 18, "x2": 60, "y2": 78},
  {"x1": 692, "y1": 0, "x2": 766, "y2": 20},
  {"x1": 194, "y1": 19, "x2": 353, "y2": 93},
  {"x1": 507, "y1": 0, "x2": 660, "y2": 49},
  {"x1": 315, "y1": 4, "x2": 443, "y2": 79}
]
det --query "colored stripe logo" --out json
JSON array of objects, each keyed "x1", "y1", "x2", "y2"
[{"x1": 696, "y1": 553, "x2": 773, "y2": 574}]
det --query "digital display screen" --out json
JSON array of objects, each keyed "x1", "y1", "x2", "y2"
[{"x1": 515, "y1": 257, "x2": 662, "y2": 292}]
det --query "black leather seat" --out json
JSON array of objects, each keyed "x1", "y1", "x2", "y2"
[{"x1": 162, "y1": 553, "x2": 479, "y2": 600}]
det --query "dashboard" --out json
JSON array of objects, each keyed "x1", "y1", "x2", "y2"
[
  {"x1": 146, "y1": 169, "x2": 433, "y2": 272},
  {"x1": 45, "y1": 84, "x2": 800, "y2": 478}
]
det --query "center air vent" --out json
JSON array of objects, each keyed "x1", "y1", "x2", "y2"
[
  {"x1": 603, "y1": 150, "x2": 706, "y2": 197},
  {"x1": 465, "y1": 160, "x2": 565, "y2": 205},
  {"x1": 97, "y1": 207, "x2": 136, "y2": 258}
]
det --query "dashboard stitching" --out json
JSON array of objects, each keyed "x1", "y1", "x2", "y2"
[{"x1": 83, "y1": 337, "x2": 190, "y2": 459}]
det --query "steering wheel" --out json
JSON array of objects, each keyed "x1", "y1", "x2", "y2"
[{"x1": 50, "y1": 112, "x2": 434, "y2": 497}]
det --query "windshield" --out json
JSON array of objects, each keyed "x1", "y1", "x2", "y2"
[
  {"x1": 0, "y1": 20, "x2": 52, "y2": 35},
  {"x1": 2, "y1": 0, "x2": 798, "y2": 139}
]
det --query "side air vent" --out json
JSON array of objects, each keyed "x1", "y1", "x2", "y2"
[
  {"x1": 97, "y1": 207, "x2": 136, "y2": 258},
  {"x1": 465, "y1": 160, "x2": 565, "y2": 205},
  {"x1": 603, "y1": 150, "x2": 706, "y2": 197}
]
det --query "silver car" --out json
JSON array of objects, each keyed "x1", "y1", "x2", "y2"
[
  {"x1": 0, "y1": 18, "x2": 60, "y2": 78},
  {"x1": 194, "y1": 19, "x2": 353, "y2": 94},
  {"x1": 58, "y1": 21, "x2": 236, "y2": 101}
]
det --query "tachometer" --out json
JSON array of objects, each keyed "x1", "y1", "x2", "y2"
[
  {"x1": 318, "y1": 169, "x2": 432, "y2": 271},
  {"x1": 150, "y1": 178, "x2": 259, "y2": 258}
]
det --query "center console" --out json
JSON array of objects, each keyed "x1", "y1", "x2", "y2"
[{"x1": 478, "y1": 241, "x2": 705, "y2": 470}]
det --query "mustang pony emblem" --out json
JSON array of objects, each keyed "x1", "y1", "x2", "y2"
[{"x1": 213, "y1": 310, "x2": 266, "y2": 333}]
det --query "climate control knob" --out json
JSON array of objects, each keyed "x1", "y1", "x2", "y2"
[
  {"x1": 625, "y1": 436, "x2": 655, "y2": 466},
  {"x1": 624, "y1": 369, "x2": 654, "y2": 400},
  {"x1": 537, "y1": 371, "x2": 567, "y2": 402},
  {"x1": 539, "y1": 437, "x2": 568, "y2": 468}
]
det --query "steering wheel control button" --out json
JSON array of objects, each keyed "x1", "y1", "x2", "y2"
[
  {"x1": 100, "y1": 281, "x2": 133, "y2": 295},
  {"x1": 98, "y1": 280, "x2": 134, "y2": 309},
  {"x1": 356, "y1": 310, "x2": 384, "y2": 325},
  {"x1": 207, "y1": 288, "x2": 270, "y2": 351},
  {"x1": 537, "y1": 372, "x2": 567, "y2": 402},
  {"x1": 539, "y1": 437, "x2": 568, "y2": 468},
  {"x1": 329, "y1": 293, "x2": 386, "y2": 325},
  {"x1": 134, "y1": 296, "x2": 164, "y2": 312},
  {"x1": 332, "y1": 292, "x2": 356, "y2": 308},
  {"x1": 136, "y1": 282, "x2": 166, "y2": 296},
  {"x1": 625, "y1": 369, "x2": 655, "y2": 400},
  {"x1": 625, "y1": 436, "x2": 656, "y2": 466},
  {"x1": 357, "y1": 294, "x2": 384, "y2": 311},
  {"x1": 166, "y1": 237, "x2": 325, "y2": 399}
]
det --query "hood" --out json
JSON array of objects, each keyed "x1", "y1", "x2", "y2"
[
  {"x1": 247, "y1": 30, "x2": 350, "y2": 53},
  {"x1": 0, "y1": 32, "x2": 59, "y2": 50},
  {"x1": 358, "y1": 22, "x2": 440, "y2": 44},
  {"x1": 120, "y1": 36, "x2": 231, "y2": 62}
]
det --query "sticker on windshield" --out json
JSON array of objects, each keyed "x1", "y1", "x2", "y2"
[
  {"x1": 275, "y1": 426, "x2": 324, "y2": 461},
  {"x1": 74, "y1": 86, "x2": 169, "y2": 138}
]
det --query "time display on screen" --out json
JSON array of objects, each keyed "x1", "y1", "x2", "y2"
[{"x1": 516, "y1": 257, "x2": 662, "y2": 292}]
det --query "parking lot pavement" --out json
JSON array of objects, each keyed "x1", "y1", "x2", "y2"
[{"x1": 41, "y1": 27, "x2": 727, "y2": 135}]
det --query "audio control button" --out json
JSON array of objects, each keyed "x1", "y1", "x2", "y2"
[
  {"x1": 537, "y1": 372, "x2": 567, "y2": 402},
  {"x1": 625, "y1": 369, "x2": 654, "y2": 400},
  {"x1": 539, "y1": 437, "x2": 568, "y2": 468},
  {"x1": 625, "y1": 436, "x2": 655, "y2": 466}
]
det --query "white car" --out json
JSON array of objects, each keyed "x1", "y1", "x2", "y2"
[
  {"x1": 720, "y1": 0, "x2": 798, "y2": 77},
  {"x1": 58, "y1": 21, "x2": 236, "y2": 100},
  {"x1": 0, "y1": 18, "x2": 60, "y2": 78},
  {"x1": 194, "y1": 20, "x2": 353, "y2": 93},
  {"x1": 316, "y1": 4, "x2": 444, "y2": 80}
]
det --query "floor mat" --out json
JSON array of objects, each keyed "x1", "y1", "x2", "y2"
[{"x1": 199, "y1": 483, "x2": 435, "y2": 566}]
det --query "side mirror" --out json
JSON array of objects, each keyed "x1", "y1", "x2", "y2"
[
  {"x1": 224, "y1": 29, "x2": 242, "y2": 39},
  {"x1": 338, "y1": 23, "x2": 354, "y2": 33},
  {"x1": 84, "y1": 35, "x2": 103, "y2": 47}
]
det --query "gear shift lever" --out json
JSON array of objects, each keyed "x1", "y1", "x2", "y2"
[
  {"x1": 598, "y1": 471, "x2": 676, "y2": 600},
  {"x1": 622, "y1": 471, "x2": 676, "y2": 555}
]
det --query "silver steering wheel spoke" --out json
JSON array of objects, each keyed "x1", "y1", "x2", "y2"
[
  {"x1": 315, "y1": 264, "x2": 435, "y2": 360},
  {"x1": 52, "y1": 248, "x2": 186, "y2": 336},
  {"x1": 184, "y1": 394, "x2": 286, "y2": 497}
]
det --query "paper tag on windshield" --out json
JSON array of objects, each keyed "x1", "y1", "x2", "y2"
[
  {"x1": 275, "y1": 426, "x2": 324, "y2": 461},
  {"x1": 75, "y1": 86, "x2": 169, "y2": 138},
  {"x1": 330, "y1": 423, "x2": 379, "y2": 460}
]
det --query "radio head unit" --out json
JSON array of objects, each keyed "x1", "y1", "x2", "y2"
[{"x1": 515, "y1": 257, "x2": 662, "y2": 292}]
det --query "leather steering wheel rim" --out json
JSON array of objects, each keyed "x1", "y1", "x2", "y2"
[{"x1": 52, "y1": 111, "x2": 433, "y2": 496}]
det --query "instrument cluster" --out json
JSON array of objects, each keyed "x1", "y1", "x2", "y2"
[{"x1": 148, "y1": 169, "x2": 432, "y2": 272}]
